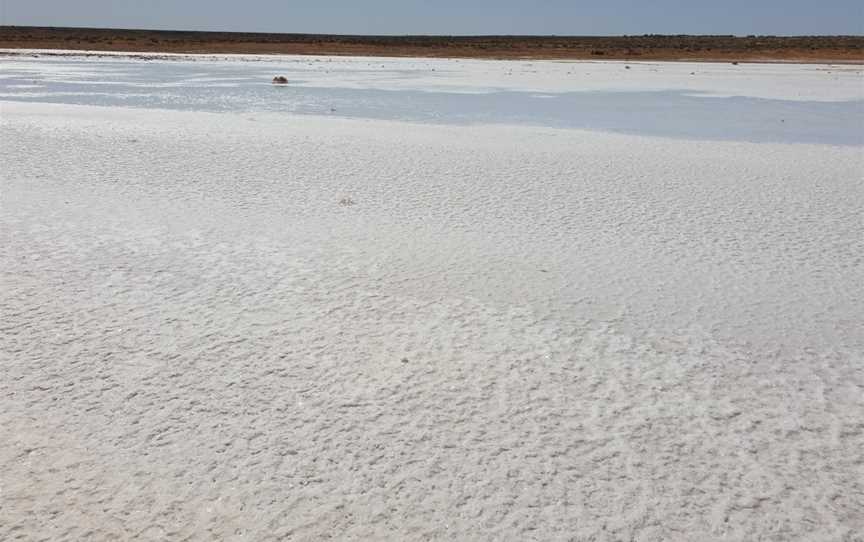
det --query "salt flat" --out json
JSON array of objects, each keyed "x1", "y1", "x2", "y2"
[{"x1": 1, "y1": 54, "x2": 863, "y2": 541}]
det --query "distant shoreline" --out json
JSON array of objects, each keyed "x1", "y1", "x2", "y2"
[{"x1": 2, "y1": 26, "x2": 862, "y2": 63}]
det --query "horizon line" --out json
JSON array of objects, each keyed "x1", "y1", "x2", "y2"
[{"x1": 3, "y1": 25, "x2": 863, "y2": 39}]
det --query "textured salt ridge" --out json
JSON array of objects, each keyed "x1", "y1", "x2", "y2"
[
  {"x1": 2, "y1": 217, "x2": 862, "y2": 541},
  {"x1": 1, "y1": 102, "x2": 863, "y2": 540}
]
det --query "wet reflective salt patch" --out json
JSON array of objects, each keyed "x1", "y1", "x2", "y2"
[
  {"x1": 2, "y1": 54, "x2": 863, "y2": 145},
  {"x1": 2, "y1": 83, "x2": 861, "y2": 146}
]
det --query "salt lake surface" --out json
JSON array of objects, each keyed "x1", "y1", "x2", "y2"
[
  {"x1": 2, "y1": 51, "x2": 863, "y2": 144},
  {"x1": 1, "y1": 52, "x2": 863, "y2": 541}
]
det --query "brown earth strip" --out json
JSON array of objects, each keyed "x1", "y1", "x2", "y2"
[{"x1": 1, "y1": 26, "x2": 863, "y2": 63}]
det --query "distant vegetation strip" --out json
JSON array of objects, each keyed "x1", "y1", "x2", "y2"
[{"x1": 1, "y1": 26, "x2": 862, "y2": 62}]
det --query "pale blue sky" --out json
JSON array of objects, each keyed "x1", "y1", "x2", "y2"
[{"x1": 2, "y1": 0, "x2": 862, "y2": 35}]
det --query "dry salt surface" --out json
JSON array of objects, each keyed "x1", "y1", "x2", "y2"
[{"x1": 1, "y1": 54, "x2": 863, "y2": 541}]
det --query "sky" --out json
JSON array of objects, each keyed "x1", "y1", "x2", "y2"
[{"x1": 2, "y1": 0, "x2": 863, "y2": 36}]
